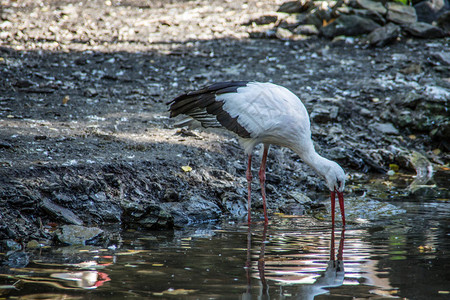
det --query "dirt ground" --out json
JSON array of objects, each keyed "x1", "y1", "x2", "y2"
[{"x1": 0, "y1": 0, "x2": 448, "y2": 243}]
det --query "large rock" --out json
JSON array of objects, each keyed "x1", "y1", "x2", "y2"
[
  {"x1": 414, "y1": 0, "x2": 449, "y2": 23},
  {"x1": 386, "y1": 2, "x2": 417, "y2": 24},
  {"x1": 277, "y1": 0, "x2": 312, "y2": 13},
  {"x1": 367, "y1": 22, "x2": 401, "y2": 46},
  {"x1": 436, "y1": 10, "x2": 450, "y2": 32},
  {"x1": 321, "y1": 14, "x2": 380, "y2": 38},
  {"x1": 41, "y1": 198, "x2": 83, "y2": 226},
  {"x1": 161, "y1": 195, "x2": 222, "y2": 225},
  {"x1": 404, "y1": 22, "x2": 446, "y2": 38},
  {"x1": 292, "y1": 24, "x2": 319, "y2": 35},
  {"x1": 56, "y1": 225, "x2": 104, "y2": 245},
  {"x1": 356, "y1": 0, "x2": 387, "y2": 15},
  {"x1": 352, "y1": 8, "x2": 387, "y2": 25}
]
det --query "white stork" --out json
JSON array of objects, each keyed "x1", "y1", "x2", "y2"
[{"x1": 167, "y1": 81, "x2": 346, "y2": 226}]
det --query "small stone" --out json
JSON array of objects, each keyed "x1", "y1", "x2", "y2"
[
  {"x1": 387, "y1": 170, "x2": 396, "y2": 176},
  {"x1": 288, "y1": 191, "x2": 312, "y2": 204},
  {"x1": 403, "y1": 22, "x2": 446, "y2": 38},
  {"x1": 3, "y1": 240, "x2": 22, "y2": 251},
  {"x1": 275, "y1": 27, "x2": 294, "y2": 40},
  {"x1": 367, "y1": 22, "x2": 401, "y2": 47},
  {"x1": 386, "y1": 3, "x2": 417, "y2": 24},
  {"x1": 373, "y1": 122, "x2": 399, "y2": 135},
  {"x1": 431, "y1": 51, "x2": 450, "y2": 66},
  {"x1": 14, "y1": 79, "x2": 36, "y2": 88},
  {"x1": 310, "y1": 105, "x2": 339, "y2": 122},
  {"x1": 292, "y1": 24, "x2": 319, "y2": 35},
  {"x1": 360, "y1": 108, "x2": 372, "y2": 116},
  {"x1": 26, "y1": 240, "x2": 41, "y2": 249},
  {"x1": 84, "y1": 87, "x2": 98, "y2": 97}
]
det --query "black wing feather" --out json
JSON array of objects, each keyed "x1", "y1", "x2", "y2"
[{"x1": 167, "y1": 81, "x2": 251, "y2": 138}]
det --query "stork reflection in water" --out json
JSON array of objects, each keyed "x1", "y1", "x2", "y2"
[{"x1": 244, "y1": 224, "x2": 345, "y2": 299}]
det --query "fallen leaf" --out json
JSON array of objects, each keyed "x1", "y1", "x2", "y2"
[
  {"x1": 181, "y1": 165, "x2": 192, "y2": 172},
  {"x1": 389, "y1": 164, "x2": 399, "y2": 172},
  {"x1": 62, "y1": 95, "x2": 70, "y2": 104}
]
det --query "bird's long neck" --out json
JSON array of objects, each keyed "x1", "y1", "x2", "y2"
[{"x1": 291, "y1": 142, "x2": 333, "y2": 180}]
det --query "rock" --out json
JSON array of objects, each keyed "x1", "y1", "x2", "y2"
[
  {"x1": 84, "y1": 87, "x2": 98, "y2": 97},
  {"x1": 356, "y1": 0, "x2": 387, "y2": 15},
  {"x1": 341, "y1": 198, "x2": 406, "y2": 222},
  {"x1": 305, "y1": 11, "x2": 324, "y2": 29},
  {"x1": 138, "y1": 208, "x2": 173, "y2": 229},
  {"x1": 292, "y1": 24, "x2": 319, "y2": 35},
  {"x1": 277, "y1": 0, "x2": 311, "y2": 13},
  {"x1": 403, "y1": 22, "x2": 446, "y2": 38},
  {"x1": 4, "y1": 252, "x2": 29, "y2": 268},
  {"x1": 0, "y1": 140, "x2": 13, "y2": 149},
  {"x1": 161, "y1": 195, "x2": 222, "y2": 225},
  {"x1": 41, "y1": 198, "x2": 83, "y2": 226},
  {"x1": 56, "y1": 225, "x2": 104, "y2": 245},
  {"x1": 121, "y1": 201, "x2": 173, "y2": 229},
  {"x1": 26, "y1": 240, "x2": 41, "y2": 248},
  {"x1": 13, "y1": 79, "x2": 36, "y2": 88},
  {"x1": 397, "y1": 91, "x2": 424, "y2": 108},
  {"x1": 275, "y1": 27, "x2": 294, "y2": 40},
  {"x1": 243, "y1": 15, "x2": 278, "y2": 26},
  {"x1": 431, "y1": 51, "x2": 450, "y2": 65},
  {"x1": 220, "y1": 192, "x2": 247, "y2": 218},
  {"x1": 288, "y1": 191, "x2": 312, "y2": 204},
  {"x1": 399, "y1": 62, "x2": 422, "y2": 74},
  {"x1": 436, "y1": 10, "x2": 450, "y2": 32},
  {"x1": 367, "y1": 22, "x2": 401, "y2": 47},
  {"x1": 310, "y1": 105, "x2": 339, "y2": 122},
  {"x1": 278, "y1": 13, "x2": 303, "y2": 29},
  {"x1": 386, "y1": 2, "x2": 417, "y2": 24},
  {"x1": 321, "y1": 14, "x2": 380, "y2": 38},
  {"x1": 2, "y1": 239, "x2": 22, "y2": 251},
  {"x1": 414, "y1": 0, "x2": 449, "y2": 23},
  {"x1": 372, "y1": 122, "x2": 399, "y2": 135},
  {"x1": 352, "y1": 8, "x2": 387, "y2": 25}
]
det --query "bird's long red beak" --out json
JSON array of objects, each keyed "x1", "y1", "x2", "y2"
[{"x1": 331, "y1": 189, "x2": 345, "y2": 227}]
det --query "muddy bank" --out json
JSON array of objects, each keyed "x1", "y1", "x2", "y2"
[{"x1": 0, "y1": 0, "x2": 449, "y2": 246}]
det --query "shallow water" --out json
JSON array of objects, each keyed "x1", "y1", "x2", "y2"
[{"x1": 1, "y1": 172, "x2": 449, "y2": 299}]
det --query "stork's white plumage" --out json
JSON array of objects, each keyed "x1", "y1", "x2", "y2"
[{"x1": 168, "y1": 81, "x2": 346, "y2": 226}]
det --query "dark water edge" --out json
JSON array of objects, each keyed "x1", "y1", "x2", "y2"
[{"x1": 1, "y1": 171, "x2": 449, "y2": 299}]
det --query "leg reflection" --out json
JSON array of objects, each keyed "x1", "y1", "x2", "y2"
[{"x1": 244, "y1": 223, "x2": 269, "y2": 300}]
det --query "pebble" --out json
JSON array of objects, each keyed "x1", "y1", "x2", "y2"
[{"x1": 372, "y1": 122, "x2": 400, "y2": 135}]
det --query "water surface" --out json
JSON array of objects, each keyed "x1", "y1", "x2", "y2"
[{"x1": 1, "y1": 171, "x2": 449, "y2": 299}]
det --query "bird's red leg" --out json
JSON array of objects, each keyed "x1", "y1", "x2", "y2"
[
  {"x1": 259, "y1": 145, "x2": 269, "y2": 225},
  {"x1": 330, "y1": 190, "x2": 336, "y2": 228},
  {"x1": 246, "y1": 154, "x2": 252, "y2": 224},
  {"x1": 337, "y1": 190, "x2": 345, "y2": 227}
]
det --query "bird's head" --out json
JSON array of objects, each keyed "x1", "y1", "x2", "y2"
[{"x1": 324, "y1": 161, "x2": 346, "y2": 193}]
